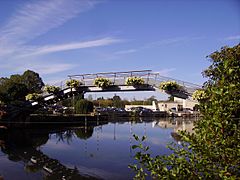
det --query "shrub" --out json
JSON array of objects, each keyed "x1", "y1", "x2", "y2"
[
  {"x1": 130, "y1": 44, "x2": 240, "y2": 179},
  {"x1": 93, "y1": 77, "x2": 112, "y2": 88},
  {"x1": 25, "y1": 93, "x2": 42, "y2": 101},
  {"x1": 125, "y1": 77, "x2": 145, "y2": 86},
  {"x1": 44, "y1": 85, "x2": 60, "y2": 94},
  {"x1": 66, "y1": 79, "x2": 82, "y2": 88},
  {"x1": 159, "y1": 81, "x2": 181, "y2": 91}
]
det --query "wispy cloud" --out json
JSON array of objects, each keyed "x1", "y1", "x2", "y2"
[
  {"x1": 0, "y1": 0, "x2": 123, "y2": 76},
  {"x1": 113, "y1": 36, "x2": 204, "y2": 55},
  {"x1": 13, "y1": 62, "x2": 76, "y2": 75},
  {"x1": 114, "y1": 49, "x2": 138, "y2": 55},
  {"x1": 0, "y1": 0, "x2": 97, "y2": 47},
  {"x1": 20, "y1": 37, "x2": 123, "y2": 57},
  {"x1": 224, "y1": 35, "x2": 240, "y2": 40},
  {"x1": 144, "y1": 37, "x2": 188, "y2": 49}
]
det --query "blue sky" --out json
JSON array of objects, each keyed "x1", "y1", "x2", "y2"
[{"x1": 0, "y1": 0, "x2": 239, "y2": 99}]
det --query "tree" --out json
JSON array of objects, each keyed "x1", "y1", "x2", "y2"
[
  {"x1": 130, "y1": 44, "x2": 240, "y2": 179},
  {"x1": 0, "y1": 78, "x2": 28, "y2": 103},
  {"x1": 21, "y1": 70, "x2": 44, "y2": 93},
  {"x1": 112, "y1": 94, "x2": 122, "y2": 108},
  {"x1": 0, "y1": 70, "x2": 44, "y2": 104},
  {"x1": 74, "y1": 127, "x2": 94, "y2": 139},
  {"x1": 75, "y1": 99, "x2": 93, "y2": 114}
]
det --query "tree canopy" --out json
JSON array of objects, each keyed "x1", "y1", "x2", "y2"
[
  {"x1": 0, "y1": 70, "x2": 44, "y2": 104},
  {"x1": 130, "y1": 44, "x2": 240, "y2": 179}
]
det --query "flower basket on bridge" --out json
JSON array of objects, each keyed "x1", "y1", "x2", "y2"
[
  {"x1": 125, "y1": 77, "x2": 145, "y2": 87},
  {"x1": 44, "y1": 85, "x2": 60, "y2": 94},
  {"x1": 159, "y1": 81, "x2": 188, "y2": 98},
  {"x1": 93, "y1": 78, "x2": 112, "y2": 89},
  {"x1": 25, "y1": 93, "x2": 42, "y2": 101},
  {"x1": 159, "y1": 81, "x2": 181, "y2": 92},
  {"x1": 66, "y1": 79, "x2": 82, "y2": 89},
  {"x1": 192, "y1": 89, "x2": 207, "y2": 101}
]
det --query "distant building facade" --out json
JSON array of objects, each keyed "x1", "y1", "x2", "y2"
[{"x1": 125, "y1": 97, "x2": 198, "y2": 112}]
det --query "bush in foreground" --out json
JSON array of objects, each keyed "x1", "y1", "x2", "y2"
[{"x1": 129, "y1": 44, "x2": 240, "y2": 179}]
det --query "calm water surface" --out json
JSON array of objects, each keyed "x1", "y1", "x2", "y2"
[{"x1": 0, "y1": 118, "x2": 194, "y2": 180}]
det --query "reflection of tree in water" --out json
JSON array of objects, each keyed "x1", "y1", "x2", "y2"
[
  {"x1": 0, "y1": 128, "x2": 100, "y2": 180},
  {"x1": 54, "y1": 130, "x2": 75, "y2": 144},
  {"x1": 74, "y1": 126, "x2": 94, "y2": 140}
]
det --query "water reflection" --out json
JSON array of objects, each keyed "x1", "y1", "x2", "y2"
[
  {"x1": 0, "y1": 117, "x2": 196, "y2": 180},
  {"x1": 0, "y1": 125, "x2": 103, "y2": 179},
  {"x1": 152, "y1": 118, "x2": 196, "y2": 143}
]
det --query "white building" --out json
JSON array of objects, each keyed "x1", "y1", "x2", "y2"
[
  {"x1": 125, "y1": 101, "x2": 159, "y2": 111},
  {"x1": 158, "y1": 97, "x2": 198, "y2": 112},
  {"x1": 125, "y1": 97, "x2": 198, "y2": 112}
]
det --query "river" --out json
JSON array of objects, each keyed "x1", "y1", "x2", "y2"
[{"x1": 0, "y1": 117, "x2": 195, "y2": 180}]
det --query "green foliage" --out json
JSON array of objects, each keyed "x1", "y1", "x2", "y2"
[
  {"x1": 192, "y1": 89, "x2": 207, "y2": 101},
  {"x1": 21, "y1": 70, "x2": 44, "y2": 93},
  {"x1": 159, "y1": 81, "x2": 181, "y2": 92},
  {"x1": 0, "y1": 70, "x2": 44, "y2": 104},
  {"x1": 125, "y1": 77, "x2": 145, "y2": 86},
  {"x1": 0, "y1": 81, "x2": 28, "y2": 103},
  {"x1": 93, "y1": 77, "x2": 112, "y2": 88},
  {"x1": 130, "y1": 44, "x2": 240, "y2": 179},
  {"x1": 44, "y1": 85, "x2": 60, "y2": 94},
  {"x1": 66, "y1": 79, "x2": 82, "y2": 88},
  {"x1": 75, "y1": 99, "x2": 93, "y2": 114},
  {"x1": 25, "y1": 93, "x2": 42, "y2": 101}
]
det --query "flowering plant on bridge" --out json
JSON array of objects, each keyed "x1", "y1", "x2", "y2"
[
  {"x1": 192, "y1": 89, "x2": 207, "y2": 101},
  {"x1": 159, "y1": 81, "x2": 181, "y2": 92},
  {"x1": 125, "y1": 77, "x2": 145, "y2": 86},
  {"x1": 25, "y1": 93, "x2": 42, "y2": 101},
  {"x1": 44, "y1": 85, "x2": 60, "y2": 94},
  {"x1": 94, "y1": 78, "x2": 112, "y2": 88},
  {"x1": 66, "y1": 79, "x2": 82, "y2": 88}
]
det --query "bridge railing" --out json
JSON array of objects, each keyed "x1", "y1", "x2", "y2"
[
  {"x1": 47, "y1": 70, "x2": 202, "y2": 96},
  {"x1": 67, "y1": 70, "x2": 153, "y2": 86}
]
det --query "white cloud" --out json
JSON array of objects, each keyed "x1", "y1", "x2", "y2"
[
  {"x1": 0, "y1": 0, "x2": 97, "y2": 47},
  {"x1": 144, "y1": 36, "x2": 204, "y2": 49},
  {"x1": 114, "y1": 49, "x2": 138, "y2": 55},
  {"x1": 113, "y1": 36, "x2": 204, "y2": 55},
  {"x1": 13, "y1": 62, "x2": 76, "y2": 75},
  {"x1": 0, "y1": 0, "x2": 123, "y2": 76},
  {"x1": 224, "y1": 35, "x2": 240, "y2": 40},
  {"x1": 19, "y1": 37, "x2": 123, "y2": 57}
]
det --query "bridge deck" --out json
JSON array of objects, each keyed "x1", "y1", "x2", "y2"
[{"x1": 30, "y1": 70, "x2": 201, "y2": 107}]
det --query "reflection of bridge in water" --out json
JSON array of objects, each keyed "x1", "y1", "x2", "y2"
[
  {"x1": 0, "y1": 122, "x2": 105, "y2": 180},
  {"x1": 0, "y1": 118, "x2": 197, "y2": 179}
]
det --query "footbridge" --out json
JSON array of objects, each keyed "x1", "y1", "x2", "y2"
[{"x1": 30, "y1": 70, "x2": 201, "y2": 108}]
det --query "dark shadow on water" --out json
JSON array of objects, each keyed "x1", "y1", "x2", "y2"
[{"x1": 0, "y1": 120, "x2": 105, "y2": 180}]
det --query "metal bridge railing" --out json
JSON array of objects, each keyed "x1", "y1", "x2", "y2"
[{"x1": 47, "y1": 70, "x2": 202, "y2": 96}]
